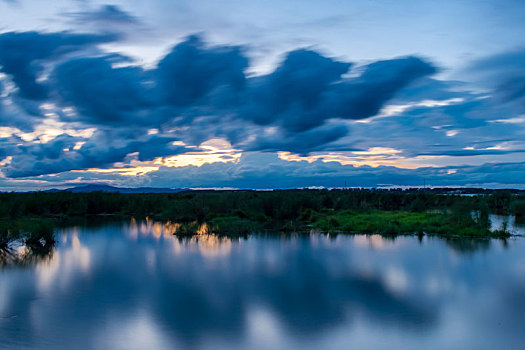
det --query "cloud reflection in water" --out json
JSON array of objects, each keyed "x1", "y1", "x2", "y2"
[{"x1": 0, "y1": 221, "x2": 523, "y2": 349}]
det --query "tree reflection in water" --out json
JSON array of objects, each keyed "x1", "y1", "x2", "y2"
[{"x1": 0, "y1": 242, "x2": 55, "y2": 268}]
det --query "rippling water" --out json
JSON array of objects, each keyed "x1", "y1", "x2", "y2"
[{"x1": 1, "y1": 219, "x2": 524, "y2": 350}]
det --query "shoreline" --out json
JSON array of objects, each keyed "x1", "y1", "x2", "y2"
[{"x1": 1, "y1": 190, "x2": 524, "y2": 246}]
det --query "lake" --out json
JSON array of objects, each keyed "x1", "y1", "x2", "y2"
[{"x1": 1, "y1": 219, "x2": 524, "y2": 349}]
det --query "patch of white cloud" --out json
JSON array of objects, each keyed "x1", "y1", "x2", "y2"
[
  {"x1": 15, "y1": 119, "x2": 96, "y2": 143},
  {"x1": 354, "y1": 97, "x2": 464, "y2": 124},
  {"x1": 490, "y1": 115, "x2": 525, "y2": 124}
]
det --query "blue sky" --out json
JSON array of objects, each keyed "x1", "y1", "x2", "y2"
[{"x1": 0, "y1": 0, "x2": 524, "y2": 190}]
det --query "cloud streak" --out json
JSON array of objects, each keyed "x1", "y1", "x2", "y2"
[{"x1": 64, "y1": 5, "x2": 141, "y2": 25}]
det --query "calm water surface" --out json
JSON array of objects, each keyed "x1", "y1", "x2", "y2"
[{"x1": 1, "y1": 220, "x2": 524, "y2": 350}]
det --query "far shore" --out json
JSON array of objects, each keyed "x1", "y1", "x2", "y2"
[{"x1": 1, "y1": 189, "x2": 524, "y2": 248}]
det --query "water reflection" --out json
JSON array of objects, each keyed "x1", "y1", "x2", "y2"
[
  {"x1": 0, "y1": 243, "x2": 54, "y2": 268},
  {"x1": 490, "y1": 214, "x2": 525, "y2": 235},
  {"x1": 0, "y1": 221, "x2": 524, "y2": 349},
  {"x1": 128, "y1": 217, "x2": 240, "y2": 259},
  {"x1": 443, "y1": 237, "x2": 493, "y2": 255},
  {"x1": 353, "y1": 234, "x2": 400, "y2": 250}
]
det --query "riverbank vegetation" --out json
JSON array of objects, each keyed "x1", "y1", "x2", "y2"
[
  {"x1": 313, "y1": 210, "x2": 495, "y2": 236},
  {"x1": 0, "y1": 189, "x2": 523, "y2": 245},
  {"x1": 0, "y1": 218, "x2": 55, "y2": 249}
]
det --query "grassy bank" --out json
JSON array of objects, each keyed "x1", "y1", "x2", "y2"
[{"x1": 312, "y1": 210, "x2": 508, "y2": 237}]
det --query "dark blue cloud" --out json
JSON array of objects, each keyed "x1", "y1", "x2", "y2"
[
  {"x1": 129, "y1": 136, "x2": 186, "y2": 162},
  {"x1": 3, "y1": 134, "x2": 79, "y2": 177},
  {"x1": 244, "y1": 124, "x2": 349, "y2": 154},
  {"x1": 0, "y1": 31, "x2": 116, "y2": 100},
  {"x1": 156, "y1": 35, "x2": 248, "y2": 107},
  {"x1": 331, "y1": 57, "x2": 437, "y2": 118},
  {"x1": 467, "y1": 48, "x2": 525, "y2": 107},
  {"x1": 47, "y1": 34, "x2": 434, "y2": 137},
  {"x1": 53, "y1": 55, "x2": 153, "y2": 125},
  {"x1": 243, "y1": 49, "x2": 351, "y2": 130},
  {"x1": 74, "y1": 132, "x2": 186, "y2": 167},
  {"x1": 242, "y1": 53, "x2": 435, "y2": 132},
  {"x1": 3, "y1": 131, "x2": 188, "y2": 178}
]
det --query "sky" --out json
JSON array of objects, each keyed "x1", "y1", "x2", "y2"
[{"x1": 0, "y1": 0, "x2": 524, "y2": 190}]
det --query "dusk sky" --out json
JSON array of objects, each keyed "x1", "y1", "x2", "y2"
[{"x1": 1, "y1": 0, "x2": 525, "y2": 190}]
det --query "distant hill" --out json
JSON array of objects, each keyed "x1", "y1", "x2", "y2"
[
  {"x1": 36, "y1": 184, "x2": 525, "y2": 194},
  {"x1": 45, "y1": 184, "x2": 188, "y2": 194}
]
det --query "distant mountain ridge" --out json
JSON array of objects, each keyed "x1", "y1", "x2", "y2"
[
  {"x1": 37, "y1": 184, "x2": 525, "y2": 194},
  {"x1": 45, "y1": 184, "x2": 188, "y2": 193}
]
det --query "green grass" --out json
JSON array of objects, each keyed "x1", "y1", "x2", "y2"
[
  {"x1": 312, "y1": 210, "x2": 508, "y2": 237},
  {"x1": 209, "y1": 216, "x2": 264, "y2": 235}
]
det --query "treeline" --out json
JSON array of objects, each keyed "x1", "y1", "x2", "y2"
[
  {"x1": 0, "y1": 189, "x2": 523, "y2": 221},
  {"x1": 0, "y1": 189, "x2": 524, "y2": 244}
]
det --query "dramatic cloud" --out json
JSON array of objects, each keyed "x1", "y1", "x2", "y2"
[
  {"x1": 242, "y1": 52, "x2": 435, "y2": 132},
  {"x1": 48, "y1": 34, "x2": 435, "y2": 135},
  {"x1": 0, "y1": 33, "x2": 439, "y2": 177},
  {"x1": 332, "y1": 57, "x2": 437, "y2": 119},
  {"x1": 0, "y1": 31, "x2": 116, "y2": 100},
  {"x1": 156, "y1": 35, "x2": 248, "y2": 107},
  {"x1": 242, "y1": 49, "x2": 351, "y2": 131},
  {"x1": 53, "y1": 55, "x2": 153, "y2": 125},
  {"x1": 2, "y1": 131, "x2": 188, "y2": 178},
  {"x1": 0, "y1": 25, "x2": 524, "y2": 188}
]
